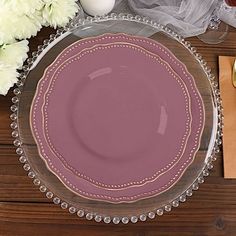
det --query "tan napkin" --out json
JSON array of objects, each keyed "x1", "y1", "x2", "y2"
[{"x1": 219, "y1": 56, "x2": 236, "y2": 179}]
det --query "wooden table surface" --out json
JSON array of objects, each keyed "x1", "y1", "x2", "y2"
[{"x1": 0, "y1": 27, "x2": 236, "y2": 236}]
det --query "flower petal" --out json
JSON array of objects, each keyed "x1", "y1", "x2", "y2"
[
  {"x1": 0, "y1": 5, "x2": 42, "y2": 43},
  {"x1": 13, "y1": 13, "x2": 43, "y2": 40},
  {"x1": 0, "y1": 40, "x2": 29, "y2": 69},
  {"x1": 1, "y1": 0, "x2": 44, "y2": 15},
  {"x1": 0, "y1": 63, "x2": 19, "y2": 96},
  {"x1": 41, "y1": 0, "x2": 79, "y2": 28}
]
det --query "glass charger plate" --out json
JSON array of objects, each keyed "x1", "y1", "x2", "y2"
[
  {"x1": 11, "y1": 14, "x2": 223, "y2": 224},
  {"x1": 31, "y1": 35, "x2": 202, "y2": 203}
]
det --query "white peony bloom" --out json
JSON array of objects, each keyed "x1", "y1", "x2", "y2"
[
  {"x1": 0, "y1": 6, "x2": 17, "y2": 44},
  {"x1": 0, "y1": 40, "x2": 29, "y2": 69},
  {"x1": 0, "y1": 63, "x2": 19, "y2": 96},
  {"x1": 41, "y1": 0, "x2": 79, "y2": 28},
  {"x1": 0, "y1": 5, "x2": 42, "y2": 44},
  {"x1": 13, "y1": 13, "x2": 43, "y2": 40},
  {"x1": 1, "y1": 0, "x2": 44, "y2": 15}
]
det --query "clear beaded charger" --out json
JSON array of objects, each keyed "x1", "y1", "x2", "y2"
[{"x1": 10, "y1": 14, "x2": 223, "y2": 224}]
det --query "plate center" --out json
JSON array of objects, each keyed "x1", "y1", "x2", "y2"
[{"x1": 72, "y1": 66, "x2": 162, "y2": 160}]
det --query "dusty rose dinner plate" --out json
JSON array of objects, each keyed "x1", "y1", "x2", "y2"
[{"x1": 30, "y1": 34, "x2": 205, "y2": 203}]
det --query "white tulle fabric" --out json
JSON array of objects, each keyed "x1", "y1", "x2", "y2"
[{"x1": 114, "y1": 0, "x2": 236, "y2": 37}]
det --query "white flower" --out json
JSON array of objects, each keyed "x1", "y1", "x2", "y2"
[
  {"x1": 1, "y1": 0, "x2": 44, "y2": 15},
  {"x1": 13, "y1": 12, "x2": 43, "y2": 40},
  {"x1": 0, "y1": 5, "x2": 42, "y2": 44},
  {"x1": 41, "y1": 0, "x2": 79, "y2": 28},
  {"x1": 0, "y1": 63, "x2": 19, "y2": 96},
  {"x1": 0, "y1": 6, "x2": 17, "y2": 44},
  {"x1": 0, "y1": 40, "x2": 29, "y2": 69}
]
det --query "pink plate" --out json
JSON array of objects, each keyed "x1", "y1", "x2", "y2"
[{"x1": 30, "y1": 34, "x2": 205, "y2": 203}]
